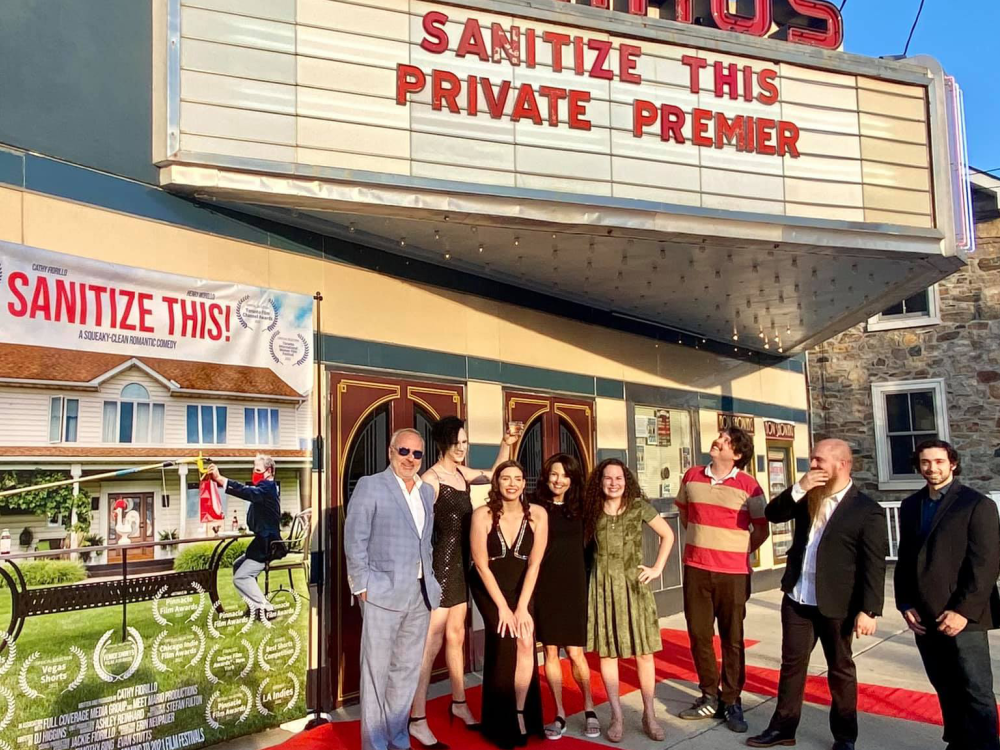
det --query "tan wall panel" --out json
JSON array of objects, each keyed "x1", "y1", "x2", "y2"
[
  {"x1": 298, "y1": 0, "x2": 410, "y2": 39},
  {"x1": 181, "y1": 6, "x2": 295, "y2": 53},
  {"x1": 181, "y1": 102, "x2": 296, "y2": 144},
  {"x1": 181, "y1": 70, "x2": 296, "y2": 115},
  {"x1": 296, "y1": 147, "x2": 411, "y2": 174},
  {"x1": 182, "y1": 39, "x2": 296, "y2": 84},
  {"x1": 858, "y1": 112, "x2": 928, "y2": 145},
  {"x1": 297, "y1": 57, "x2": 397, "y2": 97},
  {"x1": 411, "y1": 160, "x2": 516, "y2": 187},
  {"x1": 785, "y1": 178, "x2": 863, "y2": 208},
  {"x1": 862, "y1": 161, "x2": 931, "y2": 192},
  {"x1": 20, "y1": 194, "x2": 270, "y2": 283},
  {"x1": 857, "y1": 89, "x2": 927, "y2": 122},
  {"x1": 298, "y1": 88, "x2": 409, "y2": 129},
  {"x1": 862, "y1": 185, "x2": 932, "y2": 215},
  {"x1": 702, "y1": 194, "x2": 784, "y2": 215},
  {"x1": 180, "y1": 134, "x2": 297, "y2": 162},
  {"x1": 516, "y1": 173, "x2": 612, "y2": 196},
  {"x1": 184, "y1": 0, "x2": 296, "y2": 22},
  {"x1": 860, "y1": 138, "x2": 930, "y2": 169},
  {"x1": 864, "y1": 208, "x2": 933, "y2": 228},
  {"x1": 596, "y1": 397, "x2": 628, "y2": 450},
  {"x1": 786, "y1": 202, "x2": 865, "y2": 222},
  {"x1": 612, "y1": 183, "x2": 701, "y2": 206},
  {"x1": 0, "y1": 187, "x2": 23, "y2": 243},
  {"x1": 781, "y1": 79, "x2": 857, "y2": 111},
  {"x1": 298, "y1": 117, "x2": 411, "y2": 158},
  {"x1": 467, "y1": 381, "x2": 504, "y2": 444},
  {"x1": 857, "y1": 76, "x2": 927, "y2": 99}
]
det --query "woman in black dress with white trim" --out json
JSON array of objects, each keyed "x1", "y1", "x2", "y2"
[
  {"x1": 470, "y1": 460, "x2": 549, "y2": 749},
  {"x1": 533, "y1": 453, "x2": 600, "y2": 740}
]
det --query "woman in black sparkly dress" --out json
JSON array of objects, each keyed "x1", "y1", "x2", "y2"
[
  {"x1": 533, "y1": 453, "x2": 600, "y2": 740},
  {"x1": 409, "y1": 417, "x2": 519, "y2": 749}
]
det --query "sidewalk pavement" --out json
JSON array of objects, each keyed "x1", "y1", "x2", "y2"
[{"x1": 234, "y1": 580, "x2": 1000, "y2": 750}]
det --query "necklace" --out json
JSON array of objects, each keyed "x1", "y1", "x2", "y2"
[
  {"x1": 436, "y1": 464, "x2": 462, "y2": 477},
  {"x1": 552, "y1": 499, "x2": 565, "y2": 505}
]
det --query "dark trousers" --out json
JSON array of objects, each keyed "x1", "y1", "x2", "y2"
[
  {"x1": 916, "y1": 628, "x2": 1000, "y2": 750},
  {"x1": 769, "y1": 595, "x2": 858, "y2": 743},
  {"x1": 683, "y1": 565, "x2": 750, "y2": 705}
]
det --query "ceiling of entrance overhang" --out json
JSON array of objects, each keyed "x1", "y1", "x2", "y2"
[{"x1": 217, "y1": 201, "x2": 954, "y2": 356}]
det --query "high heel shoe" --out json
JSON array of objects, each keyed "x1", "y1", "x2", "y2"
[
  {"x1": 408, "y1": 717, "x2": 449, "y2": 749},
  {"x1": 449, "y1": 699, "x2": 481, "y2": 730},
  {"x1": 515, "y1": 710, "x2": 528, "y2": 748}
]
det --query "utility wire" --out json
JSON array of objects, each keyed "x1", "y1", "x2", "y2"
[
  {"x1": 840, "y1": 0, "x2": 848, "y2": 10},
  {"x1": 903, "y1": 0, "x2": 926, "y2": 56}
]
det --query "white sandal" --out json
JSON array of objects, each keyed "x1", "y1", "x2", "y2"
[{"x1": 544, "y1": 716, "x2": 566, "y2": 740}]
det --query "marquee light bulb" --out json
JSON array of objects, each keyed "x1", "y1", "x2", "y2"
[
  {"x1": 478, "y1": 243, "x2": 484, "y2": 253},
  {"x1": 513, "y1": 236, "x2": 519, "y2": 246},
  {"x1": 434, "y1": 229, "x2": 441, "y2": 240}
]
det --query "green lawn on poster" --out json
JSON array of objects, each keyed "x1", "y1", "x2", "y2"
[{"x1": 0, "y1": 570, "x2": 308, "y2": 750}]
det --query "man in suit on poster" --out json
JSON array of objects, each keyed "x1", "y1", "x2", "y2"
[
  {"x1": 894, "y1": 440, "x2": 1000, "y2": 750},
  {"x1": 345, "y1": 428, "x2": 441, "y2": 750},
  {"x1": 748, "y1": 439, "x2": 888, "y2": 750}
]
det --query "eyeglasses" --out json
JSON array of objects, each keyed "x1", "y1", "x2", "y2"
[{"x1": 395, "y1": 447, "x2": 424, "y2": 460}]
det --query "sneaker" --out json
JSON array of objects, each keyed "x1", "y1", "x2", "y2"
[
  {"x1": 679, "y1": 695, "x2": 719, "y2": 720},
  {"x1": 724, "y1": 700, "x2": 748, "y2": 733}
]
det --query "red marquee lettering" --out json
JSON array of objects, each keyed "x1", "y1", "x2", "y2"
[{"x1": 420, "y1": 11, "x2": 449, "y2": 53}]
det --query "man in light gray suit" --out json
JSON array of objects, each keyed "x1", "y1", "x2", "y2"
[{"x1": 345, "y1": 428, "x2": 441, "y2": 750}]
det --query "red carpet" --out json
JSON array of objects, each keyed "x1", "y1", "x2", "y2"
[{"x1": 276, "y1": 629, "x2": 962, "y2": 750}]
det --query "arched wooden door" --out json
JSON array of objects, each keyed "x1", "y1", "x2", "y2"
[
  {"x1": 505, "y1": 391, "x2": 596, "y2": 494},
  {"x1": 329, "y1": 372, "x2": 463, "y2": 706}
]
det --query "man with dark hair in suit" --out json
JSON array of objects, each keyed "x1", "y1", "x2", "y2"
[
  {"x1": 748, "y1": 439, "x2": 888, "y2": 750},
  {"x1": 895, "y1": 439, "x2": 1000, "y2": 750}
]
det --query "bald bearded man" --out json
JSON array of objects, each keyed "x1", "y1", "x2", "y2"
[{"x1": 748, "y1": 440, "x2": 888, "y2": 750}]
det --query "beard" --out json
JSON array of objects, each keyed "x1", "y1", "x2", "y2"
[{"x1": 806, "y1": 479, "x2": 837, "y2": 525}]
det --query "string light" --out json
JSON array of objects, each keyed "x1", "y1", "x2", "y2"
[
  {"x1": 513, "y1": 236, "x2": 519, "y2": 246},
  {"x1": 478, "y1": 243, "x2": 484, "y2": 253},
  {"x1": 399, "y1": 237, "x2": 406, "y2": 247},
  {"x1": 434, "y1": 229, "x2": 441, "y2": 240},
  {"x1": 348, "y1": 223, "x2": 356, "y2": 233},
  {"x1": 444, "y1": 251, "x2": 451, "y2": 260}
]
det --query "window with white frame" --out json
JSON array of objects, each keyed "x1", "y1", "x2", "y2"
[
  {"x1": 244, "y1": 407, "x2": 279, "y2": 446},
  {"x1": 186, "y1": 404, "x2": 228, "y2": 444},
  {"x1": 48, "y1": 396, "x2": 79, "y2": 443},
  {"x1": 867, "y1": 286, "x2": 941, "y2": 331},
  {"x1": 872, "y1": 379, "x2": 949, "y2": 490},
  {"x1": 102, "y1": 383, "x2": 164, "y2": 444}
]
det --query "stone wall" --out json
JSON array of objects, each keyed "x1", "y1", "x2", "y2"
[{"x1": 808, "y1": 215, "x2": 1000, "y2": 503}]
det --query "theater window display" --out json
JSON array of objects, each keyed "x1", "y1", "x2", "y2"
[{"x1": 0, "y1": 0, "x2": 973, "y2": 737}]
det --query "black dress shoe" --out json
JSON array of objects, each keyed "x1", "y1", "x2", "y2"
[
  {"x1": 746, "y1": 728, "x2": 797, "y2": 747},
  {"x1": 831, "y1": 742, "x2": 855, "y2": 750}
]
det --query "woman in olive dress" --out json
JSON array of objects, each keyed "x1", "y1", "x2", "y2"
[
  {"x1": 408, "y1": 417, "x2": 519, "y2": 749},
  {"x1": 533, "y1": 453, "x2": 600, "y2": 740},
  {"x1": 583, "y1": 458, "x2": 675, "y2": 744},
  {"x1": 470, "y1": 460, "x2": 549, "y2": 749}
]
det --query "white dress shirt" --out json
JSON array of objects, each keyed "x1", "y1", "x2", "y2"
[
  {"x1": 394, "y1": 472, "x2": 425, "y2": 578},
  {"x1": 789, "y1": 480, "x2": 853, "y2": 607}
]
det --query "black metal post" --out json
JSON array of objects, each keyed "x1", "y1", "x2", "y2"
[
  {"x1": 121, "y1": 547, "x2": 128, "y2": 642},
  {"x1": 305, "y1": 291, "x2": 328, "y2": 730}
]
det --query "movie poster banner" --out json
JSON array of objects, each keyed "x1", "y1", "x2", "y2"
[
  {"x1": 0, "y1": 241, "x2": 313, "y2": 397},
  {"x1": 0, "y1": 241, "x2": 313, "y2": 750}
]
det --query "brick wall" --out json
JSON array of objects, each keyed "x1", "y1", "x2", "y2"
[{"x1": 808, "y1": 215, "x2": 1000, "y2": 502}]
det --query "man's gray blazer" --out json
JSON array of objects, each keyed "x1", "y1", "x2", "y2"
[{"x1": 344, "y1": 466, "x2": 442, "y2": 610}]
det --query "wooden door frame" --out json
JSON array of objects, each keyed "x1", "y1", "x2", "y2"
[
  {"x1": 504, "y1": 390, "x2": 596, "y2": 474},
  {"x1": 327, "y1": 369, "x2": 465, "y2": 707}
]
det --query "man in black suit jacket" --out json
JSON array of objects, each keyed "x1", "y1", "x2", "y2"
[
  {"x1": 748, "y1": 439, "x2": 888, "y2": 750},
  {"x1": 894, "y1": 440, "x2": 1000, "y2": 750}
]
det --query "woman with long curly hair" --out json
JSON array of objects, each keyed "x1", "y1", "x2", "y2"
[
  {"x1": 470, "y1": 460, "x2": 549, "y2": 748},
  {"x1": 583, "y1": 458, "x2": 675, "y2": 743},
  {"x1": 532, "y1": 453, "x2": 600, "y2": 740}
]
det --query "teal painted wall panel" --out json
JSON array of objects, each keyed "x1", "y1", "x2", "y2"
[{"x1": 0, "y1": 1, "x2": 157, "y2": 184}]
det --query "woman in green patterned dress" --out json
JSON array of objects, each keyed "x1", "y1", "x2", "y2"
[{"x1": 583, "y1": 458, "x2": 675, "y2": 743}]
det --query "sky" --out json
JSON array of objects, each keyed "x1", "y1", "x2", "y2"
[{"x1": 841, "y1": 0, "x2": 1000, "y2": 175}]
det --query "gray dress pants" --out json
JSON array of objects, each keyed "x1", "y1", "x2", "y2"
[{"x1": 360, "y1": 579, "x2": 431, "y2": 750}]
